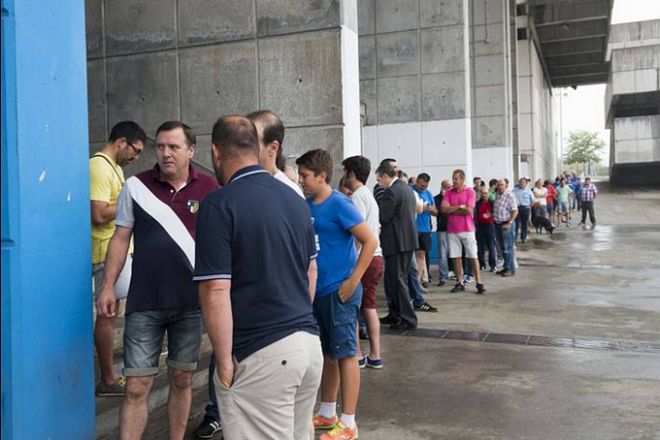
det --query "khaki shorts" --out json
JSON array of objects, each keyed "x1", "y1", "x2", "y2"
[
  {"x1": 448, "y1": 232, "x2": 478, "y2": 259},
  {"x1": 216, "y1": 331, "x2": 322, "y2": 440}
]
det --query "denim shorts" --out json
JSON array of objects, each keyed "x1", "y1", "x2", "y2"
[
  {"x1": 313, "y1": 283, "x2": 362, "y2": 359},
  {"x1": 123, "y1": 308, "x2": 203, "y2": 377}
]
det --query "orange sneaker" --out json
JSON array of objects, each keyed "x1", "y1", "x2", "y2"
[
  {"x1": 319, "y1": 420, "x2": 358, "y2": 440},
  {"x1": 313, "y1": 413, "x2": 339, "y2": 430}
]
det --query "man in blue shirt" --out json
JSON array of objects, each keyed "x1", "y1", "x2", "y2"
[
  {"x1": 512, "y1": 177, "x2": 534, "y2": 243},
  {"x1": 413, "y1": 173, "x2": 437, "y2": 287},
  {"x1": 195, "y1": 116, "x2": 322, "y2": 440},
  {"x1": 297, "y1": 149, "x2": 377, "y2": 440}
]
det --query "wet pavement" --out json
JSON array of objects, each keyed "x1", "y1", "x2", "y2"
[
  {"x1": 133, "y1": 180, "x2": 660, "y2": 440},
  {"x1": 355, "y1": 180, "x2": 660, "y2": 440}
]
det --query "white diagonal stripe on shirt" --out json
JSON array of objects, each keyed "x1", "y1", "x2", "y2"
[{"x1": 126, "y1": 177, "x2": 195, "y2": 268}]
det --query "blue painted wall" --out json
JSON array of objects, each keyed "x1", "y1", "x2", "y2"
[{"x1": 1, "y1": 0, "x2": 95, "y2": 438}]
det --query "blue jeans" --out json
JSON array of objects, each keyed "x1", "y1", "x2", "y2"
[
  {"x1": 408, "y1": 254, "x2": 425, "y2": 307},
  {"x1": 436, "y1": 231, "x2": 449, "y2": 282},
  {"x1": 123, "y1": 308, "x2": 202, "y2": 377},
  {"x1": 515, "y1": 206, "x2": 531, "y2": 242},
  {"x1": 476, "y1": 223, "x2": 497, "y2": 270},
  {"x1": 495, "y1": 223, "x2": 516, "y2": 274}
]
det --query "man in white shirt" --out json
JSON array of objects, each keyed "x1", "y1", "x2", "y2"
[
  {"x1": 247, "y1": 110, "x2": 305, "y2": 198},
  {"x1": 342, "y1": 155, "x2": 385, "y2": 369}
]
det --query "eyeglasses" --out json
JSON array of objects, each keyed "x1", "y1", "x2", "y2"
[{"x1": 127, "y1": 141, "x2": 143, "y2": 157}]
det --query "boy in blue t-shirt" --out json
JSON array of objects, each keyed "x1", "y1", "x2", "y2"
[{"x1": 296, "y1": 149, "x2": 377, "y2": 440}]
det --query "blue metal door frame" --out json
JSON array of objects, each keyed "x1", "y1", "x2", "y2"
[{"x1": 1, "y1": 0, "x2": 95, "y2": 438}]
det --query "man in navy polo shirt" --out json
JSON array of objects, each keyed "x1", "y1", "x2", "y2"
[
  {"x1": 297, "y1": 149, "x2": 377, "y2": 440},
  {"x1": 97, "y1": 121, "x2": 218, "y2": 439},
  {"x1": 195, "y1": 116, "x2": 322, "y2": 440}
]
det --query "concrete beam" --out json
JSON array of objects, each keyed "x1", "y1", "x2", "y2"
[
  {"x1": 531, "y1": 0, "x2": 609, "y2": 26},
  {"x1": 548, "y1": 64, "x2": 609, "y2": 79},
  {"x1": 543, "y1": 38, "x2": 604, "y2": 57},
  {"x1": 552, "y1": 73, "x2": 608, "y2": 86},
  {"x1": 536, "y1": 19, "x2": 607, "y2": 43},
  {"x1": 545, "y1": 52, "x2": 602, "y2": 67}
]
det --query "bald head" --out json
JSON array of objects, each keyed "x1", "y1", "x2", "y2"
[{"x1": 212, "y1": 115, "x2": 259, "y2": 160}]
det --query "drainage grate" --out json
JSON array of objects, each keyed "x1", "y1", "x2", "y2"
[{"x1": 385, "y1": 328, "x2": 660, "y2": 355}]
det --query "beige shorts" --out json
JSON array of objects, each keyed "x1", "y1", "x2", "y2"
[
  {"x1": 215, "y1": 331, "x2": 323, "y2": 440},
  {"x1": 448, "y1": 232, "x2": 478, "y2": 259}
]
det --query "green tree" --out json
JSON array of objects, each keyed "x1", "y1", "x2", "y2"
[{"x1": 564, "y1": 130, "x2": 605, "y2": 176}]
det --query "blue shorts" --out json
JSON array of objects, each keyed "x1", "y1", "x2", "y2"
[
  {"x1": 313, "y1": 284, "x2": 362, "y2": 359},
  {"x1": 123, "y1": 308, "x2": 203, "y2": 377}
]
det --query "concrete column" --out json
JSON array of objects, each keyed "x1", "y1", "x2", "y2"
[
  {"x1": 516, "y1": 6, "x2": 558, "y2": 182},
  {"x1": 359, "y1": 0, "x2": 473, "y2": 186},
  {"x1": 3, "y1": 0, "x2": 95, "y2": 438},
  {"x1": 470, "y1": 0, "x2": 515, "y2": 181},
  {"x1": 86, "y1": 0, "x2": 360, "y2": 183}
]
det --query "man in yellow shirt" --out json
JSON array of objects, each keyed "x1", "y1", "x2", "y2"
[{"x1": 91, "y1": 121, "x2": 146, "y2": 396}]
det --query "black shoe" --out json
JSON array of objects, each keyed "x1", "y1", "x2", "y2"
[
  {"x1": 359, "y1": 328, "x2": 370, "y2": 340},
  {"x1": 414, "y1": 301, "x2": 438, "y2": 312},
  {"x1": 390, "y1": 320, "x2": 417, "y2": 330},
  {"x1": 421, "y1": 281, "x2": 429, "y2": 288},
  {"x1": 379, "y1": 314, "x2": 398, "y2": 325},
  {"x1": 194, "y1": 418, "x2": 222, "y2": 439},
  {"x1": 476, "y1": 283, "x2": 487, "y2": 294},
  {"x1": 496, "y1": 269, "x2": 506, "y2": 275},
  {"x1": 489, "y1": 267, "x2": 497, "y2": 273},
  {"x1": 436, "y1": 280, "x2": 447, "y2": 287},
  {"x1": 450, "y1": 283, "x2": 465, "y2": 293},
  {"x1": 500, "y1": 270, "x2": 514, "y2": 277}
]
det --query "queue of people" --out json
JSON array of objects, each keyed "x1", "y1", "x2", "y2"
[{"x1": 90, "y1": 113, "x2": 599, "y2": 440}]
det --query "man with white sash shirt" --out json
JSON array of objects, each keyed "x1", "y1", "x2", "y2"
[{"x1": 97, "y1": 121, "x2": 218, "y2": 440}]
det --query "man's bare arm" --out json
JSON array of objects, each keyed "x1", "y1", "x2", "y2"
[
  {"x1": 200, "y1": 279, "x2": 234, "y2": 387},
  {"x1": 97, "y1": 226, "x2": 132, "y2": 318}
]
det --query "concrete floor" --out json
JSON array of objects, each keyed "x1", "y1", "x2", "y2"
[{"x1": 136, "y1": 181, "x2": 660, "y2": 440}]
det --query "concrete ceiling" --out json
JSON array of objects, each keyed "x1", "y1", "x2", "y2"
[{"x1": 529, "y1": 0, "x2": 613, "y2": 87}]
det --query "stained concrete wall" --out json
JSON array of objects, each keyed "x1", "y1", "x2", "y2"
[
  {"x1": 469, "y1": 0, "x2": 515, "y2": 182},
  {"x1": 85, "y1": 0, "x2": 360, "y2": 182},
  {"x1": 359, "y1": 0, "x2": 472, "y2": 188},
  {"x1": 517, "y1": 38, "x2": 558, "y2": 181},
  {"x1": 606, "y1": 20, "x2": 660, "y2": 184},
  {"x1": 612, "y1": 116, "x2": 660, "y2": 165}
]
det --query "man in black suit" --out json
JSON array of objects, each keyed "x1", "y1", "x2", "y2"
[{"x1": 376, "y1": 161, "x2": 419, "y2": 330}]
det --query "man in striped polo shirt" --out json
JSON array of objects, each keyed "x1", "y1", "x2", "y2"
[{"x1": 97, "y1": 121, "x2": 219, "y2": 439}]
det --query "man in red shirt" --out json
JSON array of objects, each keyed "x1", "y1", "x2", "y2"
[
  {"x1": 545, "y1": 180, "x2": 557, "y2": 225},
  {"x1": 475, "y1": 188, "x2": 496, "y2": 273}
]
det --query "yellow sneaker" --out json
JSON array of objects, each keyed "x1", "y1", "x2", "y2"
[
  {"x1": 319, "y1": 420, "x2": 358, "y2": 440},
  {"x1": 313, "y1": 413, "x2": 338, "y2": 430}
]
